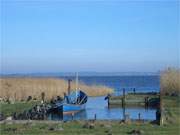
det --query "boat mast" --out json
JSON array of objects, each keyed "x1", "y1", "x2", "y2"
[
  {"x1": 67, "y1": 79, "x2": 71, "y2": 95},
  {"x1": 75, "y1": 72, "x2": 79, "y2": 103},
  {"x1": 76, "y1": 72, "x2": 79, "y2": 90}
]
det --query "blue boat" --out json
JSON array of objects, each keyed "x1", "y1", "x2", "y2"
[
  {"x1": 55, "y1": 90, "x2": 88, "y2": 115},
  {"x1": 52, "y1": 73, "x2": 88, "y2": 115}
]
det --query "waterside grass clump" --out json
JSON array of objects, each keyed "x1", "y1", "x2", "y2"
[
  {"x1": 160, "y1": 68, "x2": 180, "y2": 96},
  {"x1": 0, "y1": 78, "x2": 113, "y2": 101}
]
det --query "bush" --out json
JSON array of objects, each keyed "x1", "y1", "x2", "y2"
[{"x1": 160, "y1": 68, "x2": 180, "y2": 96}]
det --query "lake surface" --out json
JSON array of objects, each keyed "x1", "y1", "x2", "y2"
[
  {"x1": 59, "y1": 75, "x2": 160, "y2": 95},
  {"x1": 49, "y1": 75, "x2": 159, "y2": 121},
  {"x1": 49, "y1": 96, "x2": 157, "y2": 121}
]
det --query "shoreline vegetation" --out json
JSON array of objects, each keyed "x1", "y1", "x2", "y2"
[
  {"x1": 160, "y1": 68, "x2": 180, "y2": 96},
  {"x1": 0, "y1": 77, "x2": 113, "y2": 101},
  {"x1": 0, "y1": 95, "x2": 179, "y2": 135},
  {"x1": 0, "y1": 68, "x2": 179, "y2": 134}
]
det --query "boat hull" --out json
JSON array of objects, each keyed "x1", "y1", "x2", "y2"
[
  {"x1": 54, "y1": 90, "x2": 88, "y2": 115},
  {"x1": 57, "y1": 103, "x2": 86, "y2": 115}
]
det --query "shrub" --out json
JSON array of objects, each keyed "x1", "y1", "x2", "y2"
[{"x1": 160, "y1": 68, "x2": 180, "y2": 96}]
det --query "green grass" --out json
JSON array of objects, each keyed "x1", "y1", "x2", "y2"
[
  {"x1": 0, "y1": 96, "x2": 179, "y2": 135},
  {"x1": 162, "y1": 96, "x2": 180, "y2": 125},
  {"x1": 0, "y1": 101, "x2": 40, "y2": 117},
  {"x1": 0, "y1": 121, "x2": 179, "y2": 135}
]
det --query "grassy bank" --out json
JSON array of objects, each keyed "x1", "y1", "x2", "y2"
[
  {"x1": 0, "y1": 96, "x2": 179, "y2": 135},
  {"x1": 0, "y1": 78, "x2": 113, "y2": 101},
  {"x1": 0, "y1": 121, "x2": 178, "y2": 135},
  {"x1": 0, "y1": 101, "x2": 40, "y2": 117}
]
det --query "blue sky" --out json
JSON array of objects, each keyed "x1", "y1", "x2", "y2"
[{"x1": 1, "y1": 0, "x2": 179, "y2": 73}]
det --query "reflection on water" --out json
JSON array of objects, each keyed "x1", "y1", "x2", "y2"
[{"x1": 48, "y1": 96, "x2": 156, "y2": 121}]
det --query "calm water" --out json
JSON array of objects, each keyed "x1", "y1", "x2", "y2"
[
  {"x1": 49, "y1": 75, "x2": 159, "y2": 120},
  {"x1": 59, "y1": 75, "x2": 160, "y2": 95}
]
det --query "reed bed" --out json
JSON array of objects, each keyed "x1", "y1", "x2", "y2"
[
  {"x1": 160, "y1": 68, "x2": 180, "y2": 96},
  {"x1": 0, "y1": 77, "x2": 113, "y2": 101}
]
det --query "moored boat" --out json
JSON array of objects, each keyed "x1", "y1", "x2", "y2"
[
  {"x1": 54, "y1": 73, "x2": 88, "y2": 115},
  {"x1": 55, "y1": 90, "x2": 88, "y2": 115}
]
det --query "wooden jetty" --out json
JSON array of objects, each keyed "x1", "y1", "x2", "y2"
[{"x1": 107, "y1": 92, "x2": 159, "y2": 108}]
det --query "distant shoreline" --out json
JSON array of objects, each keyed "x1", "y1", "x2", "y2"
[{"x1": 0, "y1": 72, "x2": 160, "y2": 77}]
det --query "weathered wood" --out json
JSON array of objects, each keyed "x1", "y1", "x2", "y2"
[
  {"x1": 68, "y1": 79, "x2": 72, "y2": 95},
  {"x1": 159, "y1": 87, "x2": 163, "y2": 125},
  {"x1": 138, "y1": 113, "x2": 141, "y2": 121},
  {"x1": 41, "y1": 92, "x2": 45, "y2": 102},
  {"x1": 123, "y1": 89, "x2": 126, "y2": 121},
  {"x1": 109, "y1": 93, "x2": 159, "y2": 107},
  {"x1": 94, "y1": 114, "x2": 97, "y2": 121},
  {"x1": 122, "y1": 88, "x2": 125, "y2": 108}
]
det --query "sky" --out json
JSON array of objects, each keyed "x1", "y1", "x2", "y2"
[{"x1": 1, "y1": 0, "x2": 179, "y2": 74}]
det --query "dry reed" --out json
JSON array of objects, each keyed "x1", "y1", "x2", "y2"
[
  {"x1": 160, "y1": 68, "x2": 180, "y2": 95},
  {"x1": 0, "y1": 77, "x2": 113, "y2": 101}
]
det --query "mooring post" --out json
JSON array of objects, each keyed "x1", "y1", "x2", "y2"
[
  {"x1": 133, "y1": 88, "x2": 136, "y2": 94},
  {"x1": 123, "y1": 88, "x2": 126, "y2": 121},
  {"x1": 71, "y1": 113, "x2": 74, "y2": 120},
  {"x1": 147, "y1": 97, "x2": 149, "y2": 107},
  {"x1": 123, "y1": 88, "x2": 126, "y2": 107},
  {"x1": 94, "y1": 114, "x2": 97, "y2": 121},
  {"x1": 123, "y1": 106, "x2": 125, "y2": 122},
  {"x1": 59, "y1": 105, "x2": 63, "y2": 120},
  {"x1": 105, "y1": 94, "x2": 110, "y2": 109},
  {"x1": 68, "y1": 79, "x2": 72, "y2": 95},
  {"x1": 144, "y1": 97, "x2": 149, "y2": 108},
  {"x1": 123, "y1": 88, "x2": 125, "y2": 98},
  {"x1": 108, "y1": 97, "x2": 109, "y2": 108},
  {"x1": 160, "y1": 87, "x2": 163, "y2": 125},
  {"x1": 41, "y1": 92, "x2": 45, "y2": 103},
  {"x1": 121, "y1": 98, "x2": 123, "y2": 108},
  {"x1": 138, "y1": 113, "x2": 141, "y2": 121}
]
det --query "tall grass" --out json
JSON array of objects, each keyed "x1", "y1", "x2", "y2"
[
  {"x1": 0, "y1": 77, "x2": 113, "y2": 101},
  {"x1": 160, "y1": 68, "x2": 180, "y2": 95}
]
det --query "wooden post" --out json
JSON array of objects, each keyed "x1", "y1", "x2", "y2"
[
  {"x1": 68, "y1": 79, "x2": 72, "y2": 95},
  {"x1": 123, "y1": 88, "x2": 126, "y2": 121},
  {"x1": 105, "y1": 94, "x2": 110, "y2": 109},
  {"x1": 123, "y1": 88, "x2": 125, "y2": 99},
  {"x1": 138, "y1": 113, "x2": 141, "y2": 121},
  {"x1": 71, "y1": 113, "x2": 74, "y2": 120},
  {"x1": 160, "y1": 87, "x2": 163, "y2": 125},
  {"x1": 121, "y1": 98, "x2": 123, "y2": 107},
  {"x1": 122, "y1": 88, "x2": 126, "y2": 107},
  {"x1": 41, "y1": 92, "x2": 45, "y2": 103},
  {"x1": 123, "y1": 105, "x2": 125, "y2": 121},
  {"x1": 107, "y1": 97, "x2": 109, "y2": 108},
  {"x1": 60, "y1": 105, "x2": 63, "y2": 120},
  {"x1": 94, "y1": 114, "x2": 97, "y2": 121},
  {"x1": 144, "y1": 97, "x2": 149, "y2": 108},
  {"x1": 133, "y1": 88, "x2": 136, "y2": 94}
]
